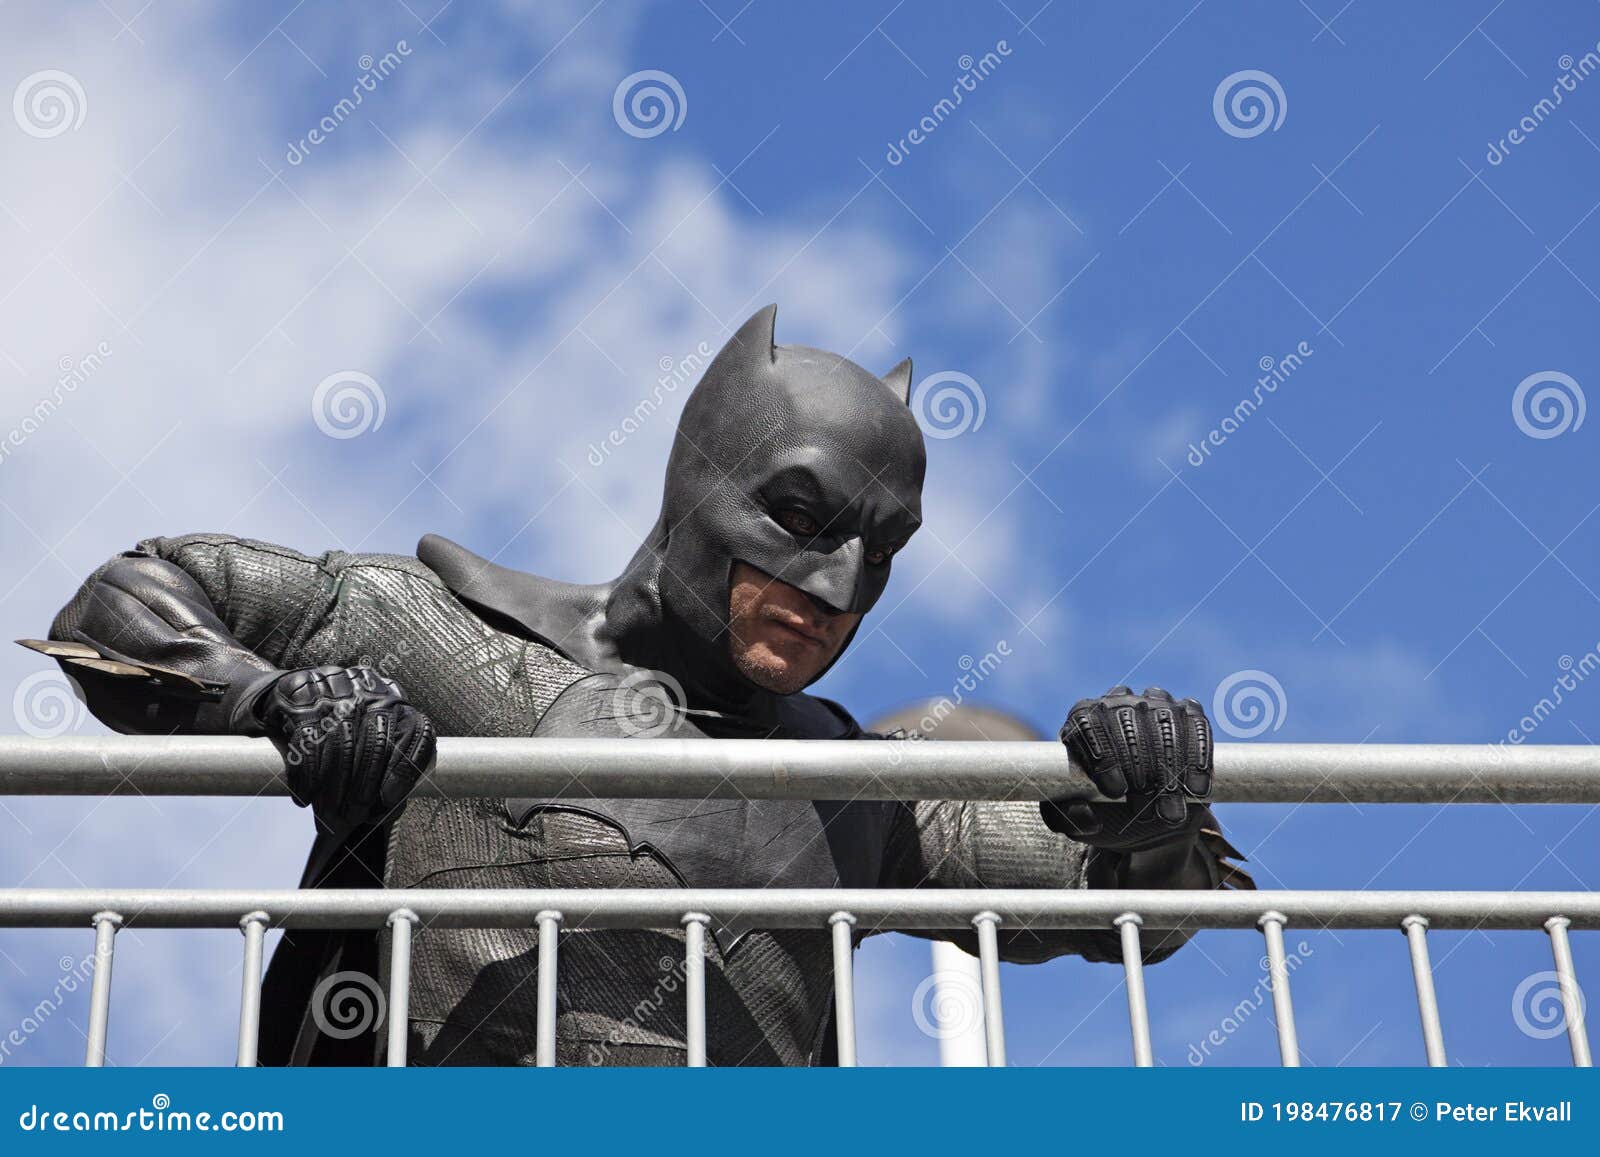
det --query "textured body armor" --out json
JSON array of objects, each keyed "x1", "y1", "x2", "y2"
[{"x1": 50, "y1": 533, "x2": 1167, "y2": 1065}]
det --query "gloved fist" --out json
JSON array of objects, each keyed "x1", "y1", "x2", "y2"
[
  {"x1": 252, "y1": 665, "x2": 436, "y2": 827},
  {"x1": 1041, "y1": 685, "x2": 1212, "y2": 852}
]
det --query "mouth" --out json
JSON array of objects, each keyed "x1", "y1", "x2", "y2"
[{"x1": 765, "y1": 611, "x2": 828, "y2": 647}]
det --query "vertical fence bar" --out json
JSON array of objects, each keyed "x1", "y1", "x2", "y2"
[
  {"x1": 971, "y1": 911, "x2": 1007, "y2": 1067},
  {"x1": 1113, "y1": 913, "x2": 1154, "y2": 1067},
  {"x1": 1400, "y1": 915, "x2": 1447, "y2": 1066},
  {"x1": 385, "y1": 909, "x2": 418, "y2": 1068},
  {"x1": 1544, "y1": 916, "x2": 1592, "y2": 1067},
  {"x1": 929, "y1": 940, "x2": 987, "y2": 1067},
  {"x1": 829, "y1": 912, "x2": 858, "y2": 1067},
  {"x1": 84, "y1": 910, "x2": 122, "y2": 1067},
  {"x1": 84, "y1": 910, "x2": 123, "y2": 1067},
  {"x1": 235, "y1": 911, "x2": 269, "y2": 1067},
  {"x1": 683, "y1": 912, "x2": 710, "y2": 1067},
  {"x1": 1257, "y1": 911, "x2": 1300, "y2": 1067},
  {"x1": 535, "y1": 910, "x2": 562, "y2": 1068}
]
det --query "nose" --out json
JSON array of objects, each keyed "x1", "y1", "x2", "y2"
[
  {"x1": 801, "y1": 586, "x2": 844, "y2": 618},
  {"x1": 791, "y1": 535, "x2": 865, "y2": 616}
]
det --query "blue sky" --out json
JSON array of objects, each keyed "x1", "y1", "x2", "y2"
[{"x1": 0, "y1": 1, "x2": 1596, "y2": 1067}]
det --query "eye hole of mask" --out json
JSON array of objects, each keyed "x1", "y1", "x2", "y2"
[
  {"x1": 773, "y1": 506, "x2": 909, "y2": 566},
  {"x1": 773, "y1": 508, "x2": 823, "y2": 538}
]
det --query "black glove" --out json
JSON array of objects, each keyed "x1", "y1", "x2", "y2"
[
  {"x1": 1041, "y1": 685, "x2": 1212, "y2": 852},
  {"x1": 249, "y1": 665, "x2": 436, "y2": 827}
]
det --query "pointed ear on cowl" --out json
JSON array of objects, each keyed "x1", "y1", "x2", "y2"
[
  {"x1": 727, "y1": 303, "x2": 778, "y2": 366},
  {"x1": 880, "y1": 357, "x2": 913, "y2": 404}
]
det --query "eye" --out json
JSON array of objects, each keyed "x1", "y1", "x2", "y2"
[
  {"x1": 774, "y1": 508, "x2": 821, "y2": 538},
  {"x1": 865, "y1": 541, "x2": 905, "y2": 567}
]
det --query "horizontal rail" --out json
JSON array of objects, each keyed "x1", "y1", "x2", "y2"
[
  {"x1": 0, "y1": 888, "x2": 1596, "y2": 930},
  {"x1": 16, "y1": 888, "x2": 1587, "y2": 1069},
  {"x1": 0, "y1": 736, "x2": 1595, "y2": 803}
]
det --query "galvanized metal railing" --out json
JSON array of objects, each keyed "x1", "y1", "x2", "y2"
[
  {"x1": 3, "y1": 734, "x2": 1597, "y2": 802},
  {"x1": 5, "y1": 887, "x2": 1594, "y2": 1068},
  {"x1": 0, "y1": 736, "x2": 1595, "y2": 1068}
]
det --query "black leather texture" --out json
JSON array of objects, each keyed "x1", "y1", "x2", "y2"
[{"x1": 1043, "y1": 686, "x2": 1215, "y2": 851}]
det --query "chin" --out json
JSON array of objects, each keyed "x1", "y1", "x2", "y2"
[{"x1": 732, "y1": 645, "x2": 816, "y2": 695}]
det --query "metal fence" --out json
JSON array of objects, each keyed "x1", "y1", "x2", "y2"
[{"x1": 0, "y1": 736, "x2": 1594, "y2": 1069}]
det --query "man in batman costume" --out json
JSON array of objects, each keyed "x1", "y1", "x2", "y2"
[{"x1": 33, "y1": 305, "x2": 1250, "y2": 1066}]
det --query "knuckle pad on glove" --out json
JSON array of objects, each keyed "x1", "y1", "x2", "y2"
[
  {"x1": 1108, "y1": 704, "x2": 1146, "y2": 790},
  {"x1": 1181, "y1": 708, "x2": 1214, "y2": 797}
]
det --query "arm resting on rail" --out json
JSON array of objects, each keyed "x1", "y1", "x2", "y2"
[{"x1": 879, "y1": 796, "x2": 1236, "y2": 964}]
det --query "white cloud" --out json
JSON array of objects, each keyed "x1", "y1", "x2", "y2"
[
  {"x1": 0, "y1": 2, "x2": 1112, "y2": 1066},
  {"x1": 0, "y1": 3, "x2": 930, "y2": 1064}
]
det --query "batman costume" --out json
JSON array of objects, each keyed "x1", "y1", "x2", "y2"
[{"x1": 36, "y1": 305, "x2": 1249, "y2": 1066}]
